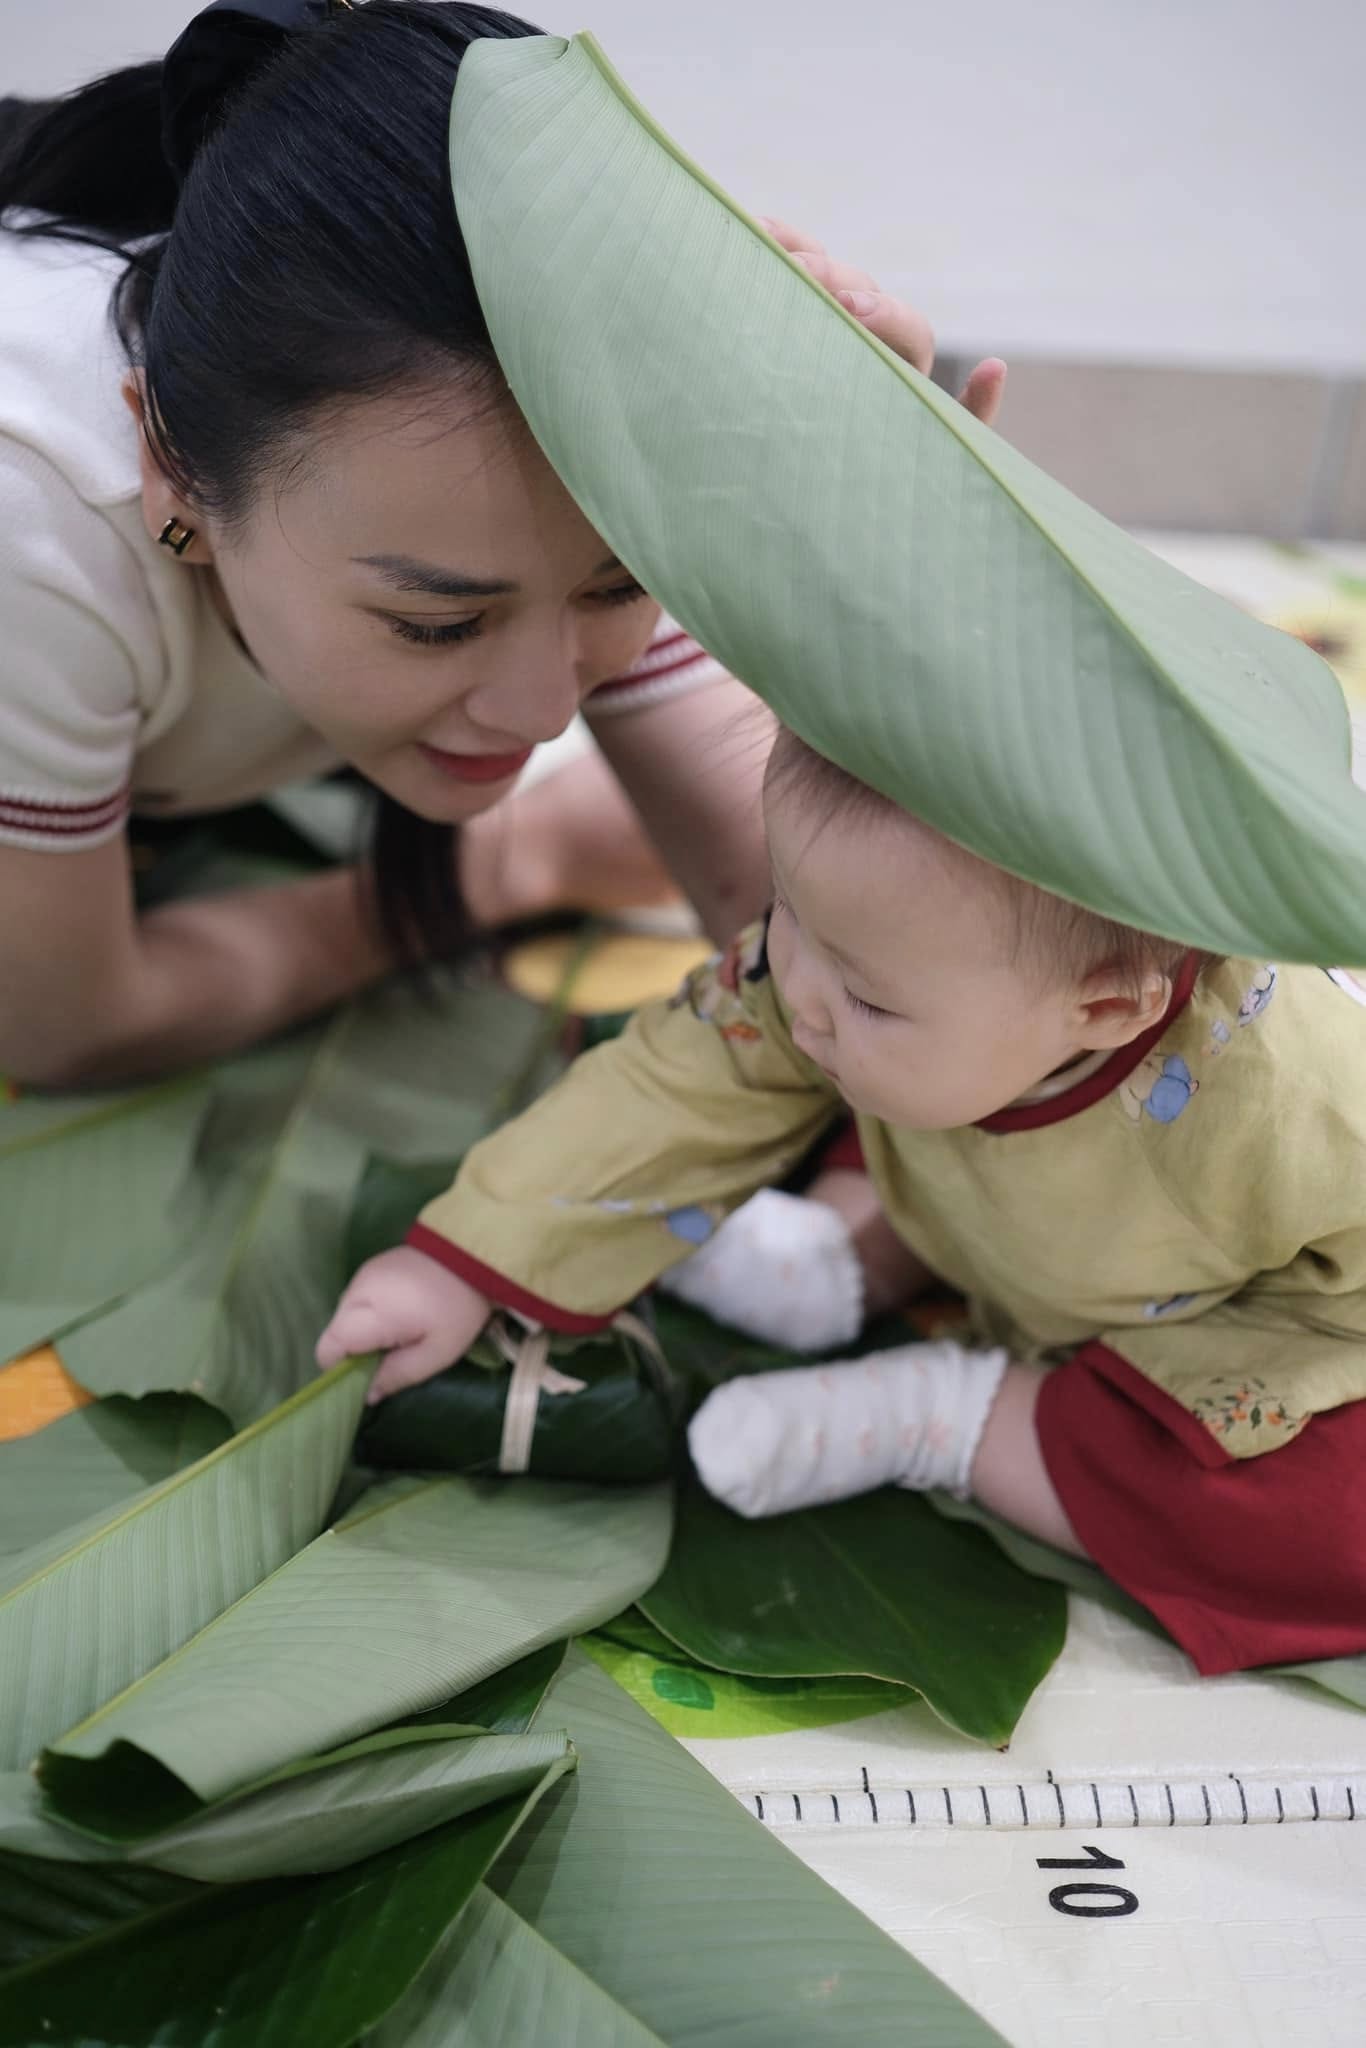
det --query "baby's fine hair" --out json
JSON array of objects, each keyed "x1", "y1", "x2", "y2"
[{"x1": 764, "y1": 728, "x2": 1195, "y2": 994}]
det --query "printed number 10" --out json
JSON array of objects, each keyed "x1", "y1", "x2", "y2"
[{"x1": 1036, "y1": 1843, "x2": 1139, "y2": 1917}]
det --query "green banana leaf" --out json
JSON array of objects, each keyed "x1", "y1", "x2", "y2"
[
  {"x1": 0, "y1": 1766, "x2": 569, "y2": 2048},
  {"x1": 41, "y1": 1477, "x2": 670, "y2": 1838},
  {"x1": 394, "y1": 1641, "x2": 568, "y2": 1738},
  {"x1": 0, "y1": 1074, "x2": 211, "y2": 1361},
  {"x1": 58, "y1": 971, "x2": 564, "y2": 1428},
  {"x1": 0, "y1": 1725, "x2": 571, "y2": 1880},
  {"x1": 0, "y1": 1395, "x2": 230, "y2": 1558},
  {"x1": 640, "y1": 1476, "x2": 1065, "y2": 1745},
  {"x1": 365, "y1": 1883, "x2": 668, "y2": 2048},
  {"x1": 0, "y1": 1648, "x2": 570, "y2": 1873},
  {"x1": 0, "y1": 1360, "x2": 369, "y2": 1774},
  {"x1": 451, "y1": 33, "x2": 1366, "y2": 962},
  {"x1": 454, "y1": 1651, "x2": 1005, "y2": 2047},
  {"x1": 346, "y1": 1153, "x2": 459, "y2": 1273},
  {"x1": 583, "y1": 1607, "x2": 909, "y2": 1738}
]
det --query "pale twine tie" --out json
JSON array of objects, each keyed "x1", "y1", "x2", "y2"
[{"x1": 488, "y1": 1310, "x2": 674, "y2": 1475}]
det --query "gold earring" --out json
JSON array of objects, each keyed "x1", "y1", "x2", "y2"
[{"x1": 158, "y1": 518, "x2": 196, "y2": 557}]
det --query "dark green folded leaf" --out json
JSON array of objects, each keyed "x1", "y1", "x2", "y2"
[
  {"x1": 394, "y1": 1642, "x2": 568, "y2": 1737},
  {"x1": 0, "y1": 1763, "x2": 568, "y2": 2048},
  {"x1": 470, "y1": 1651, "x2": 1006, "y2": 2046},
  {"x1": 1, "y1": 1726, "x2": 572, "y2": 1883},
  {"x1": 364, "y1": 1884, "x2": 668, "y2": 2048},
  {"x1": 0, "y1": 1361, "x2": 369, "y2": 1775},
  {"x1": 641, "y1": 1476, "x2": 1065, "y2": 1745},
  {"x1": 41, "y1": 1477, "x2": 670, "y2": 1838},
  {"x1": 356, "y1": 1317, "x2": 679, "y2": 1484}
]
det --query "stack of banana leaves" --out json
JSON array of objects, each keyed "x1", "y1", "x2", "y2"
[{"x1": 1, "y1": 830, "x2": 1360, "y2": 2046}]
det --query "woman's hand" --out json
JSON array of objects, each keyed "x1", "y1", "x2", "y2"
[
  {"x1": 316, "y1": 1247, "x2": 493, "y2": 1403},
  {"x1": 759, "y1": 217, "x2": 1006, "y2": 426}
]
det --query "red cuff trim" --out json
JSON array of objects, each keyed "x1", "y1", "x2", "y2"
[
  {"x1": 0, "y1": 786, "x2": 130, "y2": 837},
  {"x1": 405, "y1": 1224, "x2": 617, "y2": 1335},
  {"x1": 978, "y1": 953, "x2": 1204, "y2": 1133}
]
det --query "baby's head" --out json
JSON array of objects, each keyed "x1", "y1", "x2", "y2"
[{"x1": 762, "y1": 730, "x2": 1191, "y2": 1128}]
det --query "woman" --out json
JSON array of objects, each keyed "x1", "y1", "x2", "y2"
[
  {"x1": 0, "y1": 0, "x2": 1002, "y2": 1090},
  {"x1": 0, "y1": 0, "x2": 1001, "y2": 1322}
]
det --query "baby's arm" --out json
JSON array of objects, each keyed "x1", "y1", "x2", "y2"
[{"x1": 318, "y1": 923, "x2": 840, "y2": 1398}]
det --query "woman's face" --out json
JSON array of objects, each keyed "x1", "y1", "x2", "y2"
[{"x1": 197, "y1": 387, "x2": 660, "y2": 821}]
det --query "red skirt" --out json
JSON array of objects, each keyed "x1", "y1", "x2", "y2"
[{"x1": 1037, "y1": 1345, "x2": 1366, "y2": 1675}]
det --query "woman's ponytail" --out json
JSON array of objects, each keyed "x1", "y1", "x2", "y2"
[{"x1": 0, "y1": 63, "x2": 178, "y2": 249}]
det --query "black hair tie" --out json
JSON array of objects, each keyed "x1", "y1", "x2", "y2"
[{"x1": 160, "y1": 0, "x2": 347, "y2": 184}]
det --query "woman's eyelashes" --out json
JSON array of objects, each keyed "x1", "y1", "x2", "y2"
[
  {"x1": 387, "y1": 614, "x2": 482, "y2": 647},
  {"x1": 585, "y1": 579, "x2": 650, "y2": 609},
  {"x1": 385, "y1": 580, "x2": 649, "y2": 649}
]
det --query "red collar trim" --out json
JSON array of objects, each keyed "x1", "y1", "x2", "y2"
[{"x1": 976, "y1": 952, "x2": 1203, "y2": 1135}]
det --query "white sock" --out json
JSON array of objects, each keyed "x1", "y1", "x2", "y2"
[
  {"x1": 687, "y1": 1342, "x2": 1009, "y2": 1518},
  {"x1": 658, "y1": 1187, "x2": 864, "y2": 1354}
]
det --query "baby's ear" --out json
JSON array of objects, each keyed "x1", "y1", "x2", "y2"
[{"x1": 1074, "y1": 969, "x2": 1171, "y2": 1049}]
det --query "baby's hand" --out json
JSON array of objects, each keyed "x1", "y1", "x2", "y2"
[{"x1": 316, "y1": 1247, "x2": 492, "y2": 1404}]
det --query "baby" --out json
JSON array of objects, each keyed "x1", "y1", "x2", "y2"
[{"x1": 319, "y1": 727, "x2": 1366, "y2": 1676}]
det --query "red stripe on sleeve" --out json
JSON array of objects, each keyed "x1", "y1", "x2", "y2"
[{"x1": 406, "y1": 1223, "x2": 618, "y2": 1334}]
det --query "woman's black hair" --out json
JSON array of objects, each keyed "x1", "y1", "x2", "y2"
[{"x1": 0, "y1": 3, "x2": 542, "y2": 963}]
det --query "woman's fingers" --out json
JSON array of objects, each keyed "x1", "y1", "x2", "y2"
[
  {"x1": 757, "y1": 215, "x2": 827, "y2": 259},
  {"x1": 836, "y1": 288, "x2": 936, "y2": 376},
  {"x1": 755, "y1": 212, "x2": 1007, "y2": 417},
  {"x1": 956, "y1": 356, "x2": 1008, "y2": 426}
]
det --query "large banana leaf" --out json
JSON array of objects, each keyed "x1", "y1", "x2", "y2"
[
  {"x1": 0, "y1": 1648, "x2": 570, "y2": 1874},
  {"x1": 41, "y1": 1477, "x2": 670, "y2": 1836},
  {"x1": 0, "y1": 1766, "x2": 569, "y2": 2048},
  {"x1": 365, "y1": 1885, "x2": 668, "y2": 2048},
  {"x1": 0, "y1": 1725, "x2": 570, "y2": 1879},
  {"x1": 640, "y1": 1476, "x2": 1065, "y2": 1745},
  {"x1": 0, "y1": 1075, "x2": 211, "y2": 1361},
  {"x1": 57, "y1": 972, "x2": 564, "y2": 1427},
  {"x1": 450, "y1": 34, "x2": 1366, "y2": 961},
  {"x1": 0, "y1": 1395, "x2": 229, "y2": 1558},
  {"x1": 391, "y1": 1641, "x2": 567, "y2": 1738},
  {"x1": 411, "y1": 1651, "x2": 1004, "y2": 2047},
  {"x1": 0, "y1": 1359, "x2": 369, "y2": 1773}
]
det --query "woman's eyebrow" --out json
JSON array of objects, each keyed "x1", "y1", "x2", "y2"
[{"x1": 353, "y1": 554, "x2": 517, "y2": 598}]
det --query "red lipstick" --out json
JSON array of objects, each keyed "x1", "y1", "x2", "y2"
[{"x1": 418, "y1": 743, "x2": 533, "y2": 785}]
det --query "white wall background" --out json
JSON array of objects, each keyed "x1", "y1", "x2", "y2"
[{"x1": 5, "y1": 0, "x2": 1362, "y2": 371}]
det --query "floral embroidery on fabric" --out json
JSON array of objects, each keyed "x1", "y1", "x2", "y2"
[
  {"x1": 1120, "y1": 1053, "x2": 1199, "y2": 1124},
  {"x1": 1236, "y1": 965, "x2": 1277, "y2": 1026},
  {"x1": 673, "y1": 921, "x2": 770, "y2": 1042},
  {"x1": 1190, "y1": 1375, "x2": 1308, "y2": 1451}
]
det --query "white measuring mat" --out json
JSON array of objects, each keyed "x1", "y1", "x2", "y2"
[{"x1": 685, "y1": 1591, "x2": 1366, "y2": 2045}]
